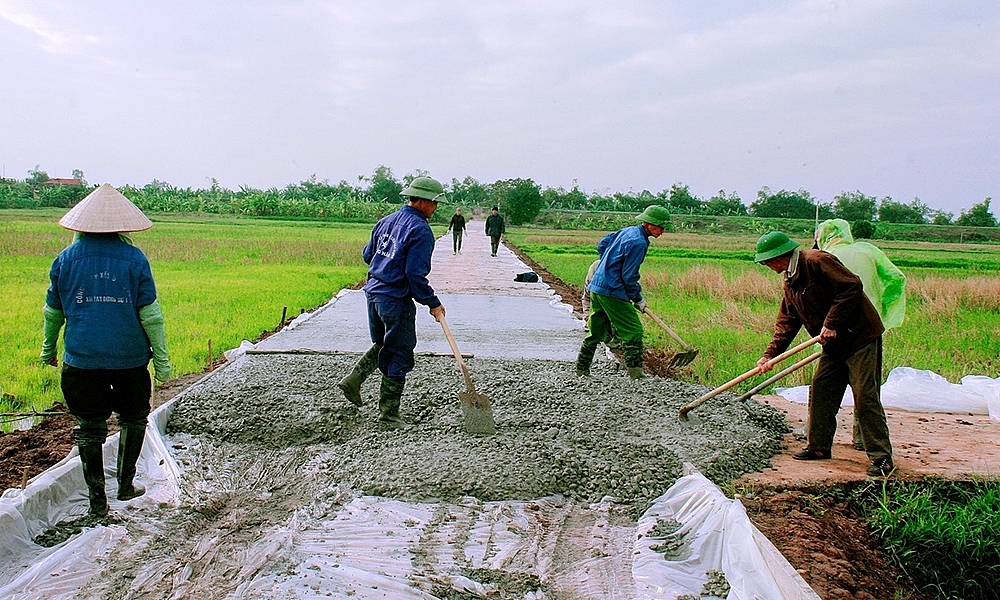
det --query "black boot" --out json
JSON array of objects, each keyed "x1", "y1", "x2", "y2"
[
  {"x1": 338, "y1": 344, "x2": 380, "y2": 406},
  {"x1": 77, "y1": 440, "x2": 108, "y2": 517},
  {"x1": 117, "y1": 424, "x2": 147, "y2": 501},
  {"x1": 623, "y1": 340, "x2": 645, "y2": 379},
  {"x1": 378, "y1": 376, "x2": 408, "y2": 429},
  {"x1": 575, "y1": 343, "x2": 598, "y2": 376}
]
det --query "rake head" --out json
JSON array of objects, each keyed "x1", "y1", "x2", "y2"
[{"x1": 668, "y1": 348, "x2": 699, "y2": 368}]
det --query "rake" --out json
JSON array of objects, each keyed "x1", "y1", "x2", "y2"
[{"x1": 641, "y1": 306, "x2": 699, "y2": 367}]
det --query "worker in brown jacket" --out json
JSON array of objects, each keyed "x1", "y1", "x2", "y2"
[{"x1": 753, "y1": 231, "x2": 894, "y2": 477}]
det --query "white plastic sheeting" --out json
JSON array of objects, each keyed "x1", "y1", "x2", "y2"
[
  {"x1": 1, "y1": 403, "x2": 819, "y2": 600},
  {"x1": 776, "y1": 366, "x2": 1000, "y2": 421},
  {"x1": 207, "y1": 466, "x2": 819, "y2": 599},
  {"x1": 1, "y1": 346, "x2": 818, "y2": 598},
  {"x1": 0, "y1": 395, "x2": 182, "y2": 598}
]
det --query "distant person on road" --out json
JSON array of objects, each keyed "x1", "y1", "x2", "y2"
[
  {"x1": 815, "y1": 218, "x2": 907, "y2": 451},
  {"x1": 338, "y1": 176, "x2": 447, "y2": 429},
  {"x1": 485, "y1": 206, "x2": 506, "y2": 257},
  {"x1": 753, "y1": 230, "x2": 894, "y2": 477},
  {"x1": 448, "y1": 208, "x2": 467, "y2": 254},
  {"x1": 41, "y1": 184, "x2": 171, "y2": 518},
  {"x1": 575, "y1": 205, "x2": 669, "y2": 380}
]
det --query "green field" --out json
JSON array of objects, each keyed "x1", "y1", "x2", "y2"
[
  {"x1": 505, "y1": 228, "x2": 1000, "y2": 390},
  {"x1": 4, "y1": 212, "x2": 999, "y2": 419},
  {"x1": 1, "y1": 211, "x2": 373, "y2": 418}
]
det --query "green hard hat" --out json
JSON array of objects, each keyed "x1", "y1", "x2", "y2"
[
  {"x1": 400, "y1": 176, "x2": 447, "y2": 202},
  {"x1": 636, "y1": 205, "x2": 671, "y2": 228},
  {"x1": 754, "y1": 231, "x2": 799, "y2": 263}
]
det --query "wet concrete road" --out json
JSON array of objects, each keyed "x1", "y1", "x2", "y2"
[{"x1": 254, "y1": 227, "x2": 585, "y2": 360}]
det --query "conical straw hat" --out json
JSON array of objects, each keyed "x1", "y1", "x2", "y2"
[{"x1": 58, "y1": 184, "x2": 153, "y2": 233}]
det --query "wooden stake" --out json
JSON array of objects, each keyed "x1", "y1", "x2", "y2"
[
  {"x1": 208, "y1": 339, "x2": 213, "y2": 371},
  {"x1": 21, "y1": 466, "x2": 30, "y2": 489},
  {"x1": 281, "y1": 306, "x2": 288, "y2": 328}
]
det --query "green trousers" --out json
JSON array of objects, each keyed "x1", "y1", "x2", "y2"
[
  {"x1": 579, "y1": 292, "x2": 644, "y2": 369},
  {"x1": 584, "y1": 292, "x2": 643, "y2": 345},
  {"x1": 808, "y1": 338, "x2": 892, "y2": 462}
]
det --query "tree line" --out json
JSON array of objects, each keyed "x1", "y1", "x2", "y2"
[{"x1": 2, "y1": 164, "x2": 996, "y2": 228}]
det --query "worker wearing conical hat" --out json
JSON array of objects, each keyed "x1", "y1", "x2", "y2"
[{"x1": 41, "y1": 184, "x2": 171, "y2": 517}]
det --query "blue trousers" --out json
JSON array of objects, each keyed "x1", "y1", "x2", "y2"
[{"x1": 366, "y1": 294, "x2": 417, "y2": 382}]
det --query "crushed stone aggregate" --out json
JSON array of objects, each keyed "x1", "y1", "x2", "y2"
[{"x1": 167, "y1": 354, "x2": 788, "y2": 512}]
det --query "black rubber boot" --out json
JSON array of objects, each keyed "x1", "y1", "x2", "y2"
[
  {"x1": 575, "y1": 343, "x2": 598, "y2": 376},
  {"x1": 116, "y1": 424, "x2": 147, "y2": 501},
  {"x1": 338, "y1": 344, "x2": 380, "y2": 406},
  {"x1": 77, "y1": 440, "x2": 109, "y2": 517},
  {"x1": 378, "y1": 376, "x2": 409, "y2": 430},
  {"x1": 623, "y1": 340, "x2": 645, "y2": 379}
]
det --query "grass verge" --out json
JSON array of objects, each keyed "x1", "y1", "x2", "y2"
[{"x1": 867, "y1": 478, "x2": 1000, "y2": 600}]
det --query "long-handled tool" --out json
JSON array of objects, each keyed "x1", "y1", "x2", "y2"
[
  {"x1": 642, "y1": 306, "x2": 698, "y2": 367},
  {"x1": 734, "y1": 351, "x2": 822, "y2": 403},
  {"x1": 678, "y1": 335, "x2": 821, "y2": 421},
  {"x1": 437, "y1": 315, "x2": 496, "y2": 435}
]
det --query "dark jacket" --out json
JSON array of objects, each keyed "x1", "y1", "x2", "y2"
[
  {"x1": 485, "y1": 213, "x2": 505, "y2": 237},
  {"x1": 448, "y1": 214, "x2": 466, "y2": 232},
  {"x1": 765, "y1": 248, "x2": 884, "y2": 361},
  {"x1": 46, "y1": 233, "x2": 157, "y2": 369},
  {"x1": 363, "y1": 205, "x2": 441, "y2": 309}
]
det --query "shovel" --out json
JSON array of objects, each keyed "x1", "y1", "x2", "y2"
[
  {"x1": 641, "y1": 306, "x2": 698, "y2": 367},
  {"x1": 679, "y1": 335, "x2": 821, "y2": 421},
  {"x1": 436, "y1": 314, "x2": 496, "y2": 435}
]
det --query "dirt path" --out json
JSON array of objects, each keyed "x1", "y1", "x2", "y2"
[{"x1": 737, "y1": 395, "x2": 1000, "y2": 485}]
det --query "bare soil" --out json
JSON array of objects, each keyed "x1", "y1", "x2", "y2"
[{"x1": 3, "y1": 243, "x2": 994, "y2": 599}]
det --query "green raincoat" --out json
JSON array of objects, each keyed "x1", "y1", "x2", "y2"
[{"x1": 815, "y1": 219, "x2": 906, "y2": 329}]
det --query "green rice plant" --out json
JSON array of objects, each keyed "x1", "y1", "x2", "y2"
[
  {"x1": 1, "y1": 214, "x2": 370, "y2": 417},
  {"x1": 505, "y1": 228, "x2": 1000, "y2": 389},
  {"x1": 867, "y1": 478, "x2": 1000, "y2": 600}
]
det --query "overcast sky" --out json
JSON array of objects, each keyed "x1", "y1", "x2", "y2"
[{"x1": 2, "y1": 1, "x2": 997, "y2": 215}]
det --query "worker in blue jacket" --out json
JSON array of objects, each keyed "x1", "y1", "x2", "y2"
[
  {"x1": 42, "y1": 184, "x2": 171, "y2": 517},
  {"x1": 338, "y1": 176, "x2": 447, "y2": 428},
  {"x1": 576, "y1": 205, "x2": 669, "y2": 379}
]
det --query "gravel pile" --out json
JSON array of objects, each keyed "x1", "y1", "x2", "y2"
[{"x1": 168, "y1": 354, "x2": 787, "y2": 510}]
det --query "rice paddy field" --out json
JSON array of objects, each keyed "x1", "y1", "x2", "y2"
[
  {"x1": 504, "y1": 228, "x2": 1000, "y2": 390},
  {"x1": 1, "y1": 210, "x2": 372, "y2": 418},
  {"x1": 3, "y1": 210, "x2": 999, "y2": 417}
]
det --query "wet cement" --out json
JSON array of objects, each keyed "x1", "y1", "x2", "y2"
[
  {"x1": 65, "y1": 230, "x2": 791, "y2": 599},
  {"x1": 167, "y1": 354, "x2": 787, "y2": 510}
]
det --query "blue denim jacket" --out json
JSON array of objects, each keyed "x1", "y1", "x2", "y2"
[
  {"x1": 586, "y1": 224, "x2": 650, "y2": 302},
  {"x1": 46, "y1": 233, "x2": 157, "y2": 369},
  {"x1": 363, "y1": 205, "x2": 441, "y2": 308}
]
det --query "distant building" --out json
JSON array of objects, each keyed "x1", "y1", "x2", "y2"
[{"x1": 42, "y1": 178, "x2": 84, "y2": 186}]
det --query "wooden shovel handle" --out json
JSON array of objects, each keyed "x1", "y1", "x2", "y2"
[
  {"x1": 679, "y1": 335, "x2": 821, "y2": 420},
  {"x1": 437, "y1": 315, "x2": 476, "y2": 393},
  {"x1": 642, "y1": 306, "x2": 693, "y2": 351},
  {"x1": 735, "y1": 351, "x2": 822, "y2": 403}
]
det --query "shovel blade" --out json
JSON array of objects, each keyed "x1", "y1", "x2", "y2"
[
  {"x1": 668, "y1": 349, "x2": 699, "y2": 368},
  {"x1": 459, "y1": 391, "x2": 496, "y2": 435}
]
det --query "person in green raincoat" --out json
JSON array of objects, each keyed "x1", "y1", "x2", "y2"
[{"x1": 815, "y1": 218, "x2": 906, "y2": 450}]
